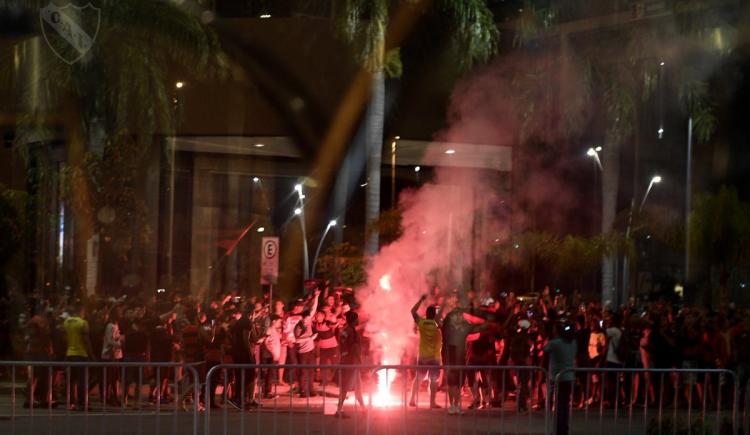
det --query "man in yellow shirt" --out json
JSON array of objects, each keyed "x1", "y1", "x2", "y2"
[
  {"x1": 408, "y1": 294, "x2": 442, "y2": 409},
  {"x1": 64, "y1": 304, "x2": 94, "y2": 410}
]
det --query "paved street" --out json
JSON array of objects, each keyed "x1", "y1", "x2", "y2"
[{"x1": 0, "y1": 380, "x2": 735, "y2": 435}]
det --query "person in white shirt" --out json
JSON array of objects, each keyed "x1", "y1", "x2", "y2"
[
  {"x1": 260, "y1": 315, "x2": 283, "y2": 398},
  {"x1": 604, "y1": 312, "x2": 624, "y2": 407},
  {"x1": 101, "y1": 311, "x2": 123, "y2": 406}
]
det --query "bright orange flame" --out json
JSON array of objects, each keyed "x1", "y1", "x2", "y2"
[{"x1": 372, "y1": 361, "x2": 399, "y2": 407}]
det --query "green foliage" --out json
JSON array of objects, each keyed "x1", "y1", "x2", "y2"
[
  {"x1": 7, "y1": 0, "x2": 227, "y2": 147},
  {"x1": 689, "y1": 186, "x2": 750, "y2": 276},
  {"x1": 332, "y1": 0, "x2": 499, "y2": 72},
  {"x1": 316, "y1": 242, "x2": 367, "y2": 288},
  {"x1": 554, "y1": 234, "x2": 611, "y2": 277},
  {"x1": 437, "y1": 0, "x2": 499, "y2": 68},
  {"x1": 368, "y1": 208, "x2": 403, "y2": 246},
  {"x1": 491, "y1": 231, "x2": 620, "y2": 291},
  {"x1": 58, "y1": 134, "x2": 153, "y2": 247},
  {"x1": 601, "y1": 72, "x2": 636, "y2": 144},
  {"x1": 331, "y1": 0, "x2": 389, "y2": 72},
  {"x1": 383, "y1": 48, "x2": 403, "y2": 79},
  {"x1": 0, "y1": 186, "x2": 24, "y2": 268},
  {"x1": 679, "y1": 77, "x2": 718, "y2": 144},
  {"x1": 514, "y1": 0, "x2": 557, "y2": 47}
]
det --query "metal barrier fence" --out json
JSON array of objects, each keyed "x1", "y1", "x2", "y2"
[
  {"x1": 742, "y1": 378, "x2": 750, "y2": 435},
  {"x1": 4, "y1": 362, "x2": 741, "y2": 435},
  {"x1": 204, "y1": 363, "x2": 549, "y2": 435},
  {"x1": 554, "y1": 368, "x2": 739, "y2": 435},
  {"x1": 0, "y1": 360, "x2": 202, "y2": 435}
]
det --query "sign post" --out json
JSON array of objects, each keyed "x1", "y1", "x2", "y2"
[{"x1": 261, "y1": 237, "x2": 280, "y2": 305}]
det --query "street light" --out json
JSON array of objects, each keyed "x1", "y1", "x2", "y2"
[
  {"x1": 292, "y1": 206, "x2": 310, "y2": 279},
  {"x1": 311, "y1": 219, "x2": 337, "y2": 278},
  {"x1": 257, "y1": 227, "x2": 265, "y2": 233},
  {"x1": 587, "y1": 147, "x2": 603, "y2": 171},
  {"x1": 640, "y1": 175, "x2": 662, "y2": 211},
  {"x1": 292, "y1": 183, "x2": 310, "y2": 279},
  {"x1": 252, "y1": 177, "x2": 260, "y2": 183},
  {"x1": 622, "y1": 174, "x2": 664, "y2": 304}
]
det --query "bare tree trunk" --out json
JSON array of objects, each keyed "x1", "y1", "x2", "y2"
[
  {"x1": 364, "y1": 71, "x2": 385, "y2": 257},
  {"x1": 601, "y1": 140, "x2": 620, "y2": 304}
]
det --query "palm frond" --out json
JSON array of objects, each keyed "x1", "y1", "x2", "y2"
[
  {"x1": 439, "y1": 0, "x2": 499, "y2": 67},
  {"x1": 678, "y1": 76, "x2": 717, "y2": 144},
  {"x1": 513, "y1": 0, "x2": 557, "y2": 48},
  {"x1": 331, "y1": 0, "x2": 387, "y2": 71}
]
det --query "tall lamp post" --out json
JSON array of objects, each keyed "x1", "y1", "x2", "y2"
[
  {"x1": 639, "y1": 175, "x2": 662, "y2": 211},
  {"x1": 587, "y1": 146, "x2": 603, "y2": 171},
  {"x1": 622, "y1": 175, "x2": 662, "y2": 304},
  {"x1": 294, "y1": 183, "x2": 310, "y2": 280},
  {"x1": 587, "y1": 146, "x2": 604, "y2": 297},
  {"x1": 312, "y1": 220, "x2": 337, "y2": 278}
]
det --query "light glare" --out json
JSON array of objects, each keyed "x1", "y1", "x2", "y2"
[{"x1": 379, "y1": 274, "x2": 391, "y2": 292}]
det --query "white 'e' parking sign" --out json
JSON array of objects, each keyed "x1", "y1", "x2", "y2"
[{"x1": 261, "y1": 237, "x2": 279, "y2": 285}]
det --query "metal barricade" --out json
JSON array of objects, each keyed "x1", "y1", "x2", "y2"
[
  {"x1": 553, "y1": 367, "x2": 739, "y2": 435},
  {"x1": 204, "y1": 363, "x2": 549, "y2": 435},
  {"x1": 741, "y1": 377, "x2": 750, "y2": 435},
  {"x1": 0, "y1": 360, "x2": 202, "y2": 435}
]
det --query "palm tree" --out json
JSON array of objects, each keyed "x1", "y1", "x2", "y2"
[
  {"x1": 519, "y1": 0, "x2": 725, "y2": 303},
  {"x1": 689, "y1": 186, "x2": 750, "y2": 306},
  {"x1": 3, "y1": 0, "x2": 225, "y2": 294},
  {"x1": 330, "y1": 0, "x2": 499, "y2": 257}
]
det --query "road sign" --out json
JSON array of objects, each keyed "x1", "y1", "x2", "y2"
[{"x1": 261, "y1": 237, "x2": 279, "y2": 285}]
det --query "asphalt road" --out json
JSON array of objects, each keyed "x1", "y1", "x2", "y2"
[{"x1": 0, "y1": 383, "x2": 736, "y2": 435}]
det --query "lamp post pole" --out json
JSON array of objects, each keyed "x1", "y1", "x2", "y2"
[
  {"x1": 622, "y1": 175, "x2": 662, "y2": 304},
  {"x1": 312, "y1": 220, "x2": 337, "y2": 279},
  {"x1": 294, "y1": 184, "x2": 309, "y2": 280}
]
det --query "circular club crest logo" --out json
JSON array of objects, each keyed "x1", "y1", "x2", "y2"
[{"x1": 40, "y1": 2, "x2": 100, "y2": 64}]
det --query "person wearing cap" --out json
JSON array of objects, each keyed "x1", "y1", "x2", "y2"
[
  {"x1": 63, "y1": 304, "x2": 94, "y2": 410},
  {"x1": 509, "y1": 319, "x2": 532, "y2": 412},
  {"x1": 294, "y1": 289, "x2": 320, "y2": 398},
  {"x1": 544, "y1": 320, "x2": 577, "y2": 435},
  {"x1": 260, "y1": 315, "x2": 283, "y2": 398},
  {"x1": 23, "y1": 311, "x2": 53, "y2": 408},
  {"x1": 442, "y1": 296, "x2": 487, "y2": 415},
  {"x1": 335, "y1": 311, "x2": 365, "y2": 417},
  {"x1": 281, "y1": 298, "x2": 307, "y2": 388},
  {"x1": 408, "y1": 294, "x2": 442, "y2": 409}
]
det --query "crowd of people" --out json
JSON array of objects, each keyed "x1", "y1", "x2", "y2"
[{"x1": 2, "y1": 283, "x2": 750, "y2": 426}]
